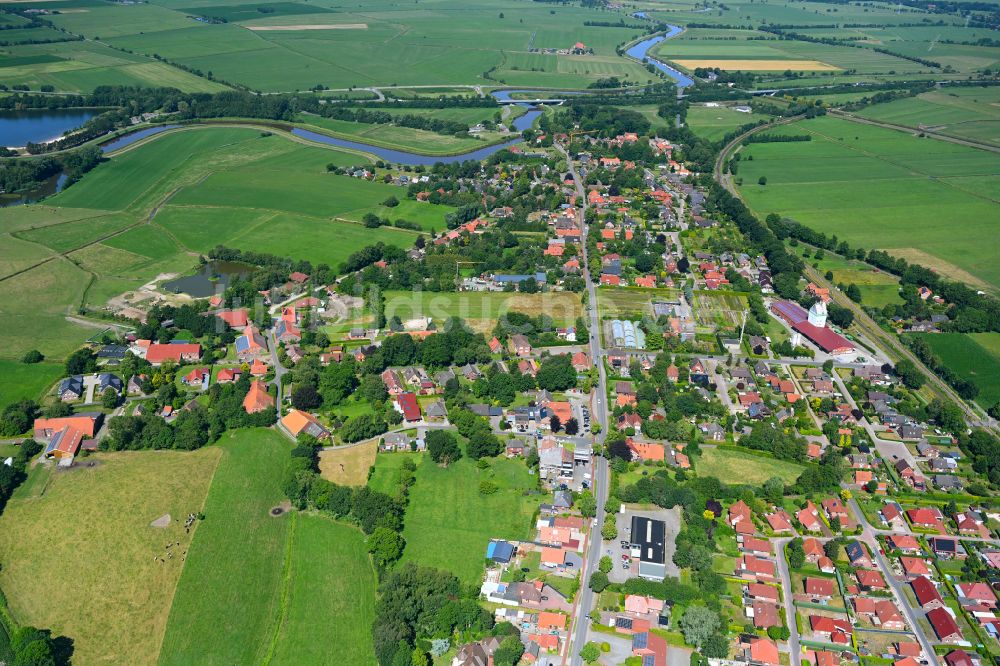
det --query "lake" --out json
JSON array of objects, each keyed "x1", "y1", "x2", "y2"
[
  {"x1": 0, "y1": 108, "x2": 99, "y2": 148},
  {"x1": 162, "y1": 260, "x2": 257, "y2": 298}
]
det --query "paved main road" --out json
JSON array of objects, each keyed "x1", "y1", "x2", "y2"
[{"x1": 559, "y1": 144, "x2": 611, "y2": 666}]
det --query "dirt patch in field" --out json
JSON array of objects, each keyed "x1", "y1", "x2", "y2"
[
  {"x1": 885, "y1": 247, "x2": 994, "y2": 293},
  {"x1": 673, "y1": 59, "x2": 840, "y2": 71},
  {"x1": 269, "y1": 500, "x2": 292, "y2": 517},
  {"x1": 150, "y1": 514, "x2": 171, "y2": 528},
  {"x1": 246, "y1": 23, "x2": 367, "y2": 31},
  {"x1": 318, "y1": 441, "x2": 377, "y2": 486}
]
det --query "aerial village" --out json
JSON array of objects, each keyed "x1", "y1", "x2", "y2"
[{"x1": 8, "y1": 103, "x2": 998, "y2": 666}]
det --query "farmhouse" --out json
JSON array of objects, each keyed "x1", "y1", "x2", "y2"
[
  {"x1": 145, "y1": 342, "x2": 201, "y2": 366},
  {"x1": 281, "y1": 409, "x2": 329, "y2": 440},
  {"x1": 243, "y1": 380, "x2": 274, "y2": 414}
]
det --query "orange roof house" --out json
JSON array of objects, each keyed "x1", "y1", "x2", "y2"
[{"x1": 243, "y1": 380, "x2": 274, "y2": 414}]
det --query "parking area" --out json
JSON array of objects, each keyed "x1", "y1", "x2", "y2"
[{"x1": 605, "y1": 505, "x2": 682, "y2": 583}]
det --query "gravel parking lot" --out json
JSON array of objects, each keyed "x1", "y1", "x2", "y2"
[{"x1": 604, "y1": 505, "x2": 681, "y2": 583}]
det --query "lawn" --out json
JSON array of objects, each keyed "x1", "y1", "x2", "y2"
[
  {"x1": 396, "y1": 454, "x2": 542, "y2": 585},
  {"x1": 0, "y1": 447, "x2": 222, "y2": 666},
  {"x1": 0, "y1": 360, "x2": 63, "y2": 410},
  {"x1": 318, "y1": 441, "x2": 378, "y2": 486},
  {"x1": 696, "y1": 447, "x2": 806, "y2": 485},
  {"x1": 736, "y1": 116, "x2": 1000, "y2": 293},
  {"x1": 383, "y1": 289, "x2": 583, "y2": 334},
  {"x1": 158, "y1": 429, "x2": 292, "y2": 666},
  {"x1": 912, "y1": 332, "x2": 1000, "y2": 409}
]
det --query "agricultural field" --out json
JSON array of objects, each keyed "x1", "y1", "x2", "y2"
[
  {"x1": 0, "y1": 360, "x2": 63, "y2": 410},
  {"x1": 735, "y1": 116, "x2": 1000, "y2": 293},
  {"x1": 686, "y1": 104, "x2": 770, "y2": 142},
  {"x1": 0, "y1": 0, "x2": 662, "y2": 92},
  {"x1": 693, "y1": 290, "x2": 749, "y2": 330},
  {"x1": 913, "y1": 332, "x2": 1000, "y2": 409},
  {"x1": 383, "y1": 289, "x2": 583, "y2": 334},
  {"x1": 857, "y1": 87, "x2": 1000, "y2": 147},
  {"x1": 0, "y1": 447, "x2": 223, "y2": 666},
  {"x1": 696, "y1": 447, "x2": 806, "y2": 485},
  {"x1": 597, "y1": 286, "x2": 679, "y2": 320},
  {"x1": 388, "y1": 453, "x2": 542, "y2": 585}
]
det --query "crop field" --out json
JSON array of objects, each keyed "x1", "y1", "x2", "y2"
[
  {"x1": 697, "y1": 447, "x2": 806, "y2": 485},
  {"x1": 913, "y1": 333, "x2": 1000, "y2": 408},
  {"x1": 598, "y1": 286, "x2": 680, "y2": 320},
  {"x1": 0, "y1": 447, "x2": 222, "y2": 666},
  {"x1": 735, "y1": 116, "x2": 1000, "y2": 292},
  {"x1": 158, "y1": 429, "x2": 292, "y2": 665},
  {"x1": 384, "y1": 289, "x2": 582, "y2": 334},
  {"x1": 693, "y1": 290, "x2": 749, "y2": 330},
  {"x1": 858, "y1": 87, "x2": 1000, "y2": 147},
  {"x1": 686, "y1": 104, "x2": 770, "y2": 142},
  {"x1": 396, "y1": 454, "x2": 541, "y2": 584}
]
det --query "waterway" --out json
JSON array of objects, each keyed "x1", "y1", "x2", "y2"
[
  {"x1": 625, "y1": 25, "x2": 695, "y2": 90},
  {"x1": 0, "y1": 108, "x2": 98, "y2": 148},
  {"x1": 100, "y1": 124, "x2": 181, "y2": 153},
  {"x1": 291, "y1": 106, "x2": 542, "y2": 165},
  {"x1": 162, "y1": 260, "x2": 257, "y2": 298}
]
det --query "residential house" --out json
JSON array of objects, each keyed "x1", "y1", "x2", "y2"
[
  {"x1": 805, "y1": 577, "x2": 834, "y2": 599},
  {"x1": 911, "y1": 576, "x2": 944, "y2": 610},
  {"x1": 281, "y1": 409, "x2": 329, "y2": 440},
  {"x1": 926, "y1": 607, "x2": 963, "y2": 643},
  {"x1": 510, "y1": 334, "x2": 532, "y2": 357},
  {"x1": 243, "y1": 380, "x2": 274, "y2": 414},
  {"x1": 57, "y1": 375, "x2": 84, "y2": 401}
]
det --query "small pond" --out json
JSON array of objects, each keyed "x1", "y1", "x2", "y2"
[{"x1": 162, "y1": 260, "x2": 257, "y2": 298}]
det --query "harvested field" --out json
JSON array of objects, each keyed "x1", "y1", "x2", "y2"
[
  {"x1": 245, "y1": 23, "x2": 367, "y2": 31},
  {"x1": 673, "y1": 59, "x2": 839, "y2": 71},
  {"x1": 883, "y1": 248, "x2": 993, "y2": 294},
  {"x1": 318, "y1": 441, "x2": 378, "y2": 486}
]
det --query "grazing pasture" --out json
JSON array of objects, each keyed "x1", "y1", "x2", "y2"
[
  {"x1": 697, "y1": 447, "x2": 806, "y2": 485},
  {"x1": 913, "y1": 333, "x2": 1000, "y2": 408},
  {"x1": 735, "y1": 116, "x2": 1000, "y2": 292},
  {"x1": 686, "y1": 104, "x2": 770, "y2": 142},
  {"x1": 158, "y1": 429, "x2": 291, "y2": 666},
  {"x1": 0, "y1": 447, "x2": 222, "y2": 666},
  {"x1": 0, "y1": 360, "x2": 63, "y2": 410}
]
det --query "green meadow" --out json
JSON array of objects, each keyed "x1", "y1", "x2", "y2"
[
  {"x1": 735, "y1": 116, "x2": 1000, "y2": 292},
  {"x1": 372, "y1": 452, "x2": 541, "y2": 585},
  {"x1": 858, "y1": 87, "x2": 1000, "y2": 147},
  {"x1": 0, "y1": 361, "x2": 64, "y2": 410},
  {"x1": 697, "y1": 447, "x2": 806, "y2": 485},
  {"x1": 805, "y1": 249, "x2": 902, "y2": 308},
  {"x1": 686, "y1": 104, "x2": 769, "y2": 142},
  {"x1": 913, "y1": 333, "x2": 1000, "y2": 409},
  {"x1": 159, "y1": 429, "x2": 378, "y2": 665}
]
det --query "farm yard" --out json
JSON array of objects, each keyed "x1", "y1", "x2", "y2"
[
  {"x1": 0, "y1": 447, "x2": 222, "y2": 666},
  {"x1": 912, "y1": 332, "x2": 1000, "y2": 409},
  {"x1": 696, "y1": 447, "x2": 806, "y2": 485},
  {"x1": 735, "y1": 116, "x2": 1000, "y2": 293}
]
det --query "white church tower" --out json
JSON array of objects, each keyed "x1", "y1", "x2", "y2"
[{"x1": 808, "y1": 300, "x2": 828, "y2": 328}]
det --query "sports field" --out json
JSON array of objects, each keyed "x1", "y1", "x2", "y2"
[
  {"x1": 913, "y1": 332, "x2": 1000, "y2": 409},
  {"x1": 697, "y1": 447, "x2": 806, "y2": 485},
  {"x1": 0, "y1": 447, "x2": 222, "y2": 665},
  {"x1": 384, "y1": 289, "x2": 583, "y2": 334},
  {"x1": 735, "y1": 116, "x2": 1000, "y2": 292},
  {"x1": 382, "y1": 453, "x2": 541, "y2": 584},
  {"x1": 858, "y1": 87, "x2": 1000, "y2": 147}
]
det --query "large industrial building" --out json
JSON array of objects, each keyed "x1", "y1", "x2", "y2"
[{"x1": 770, "y1": 300, "x2": 855, "y2": 355}]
